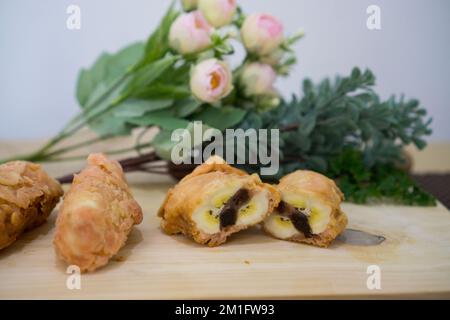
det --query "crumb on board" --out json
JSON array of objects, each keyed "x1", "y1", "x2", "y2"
[
  {"x1": 244, "y1": 260, "x2": 250, "y2": 265},
  {"x1": 114, "y1": 255, "x2": 126, "y2": 262}
]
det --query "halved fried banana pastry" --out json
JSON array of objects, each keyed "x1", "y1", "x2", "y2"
[
  {"x1": 158, "y1": 156, "x2": 280, "y2": 247},
  {"x1": 0, "y1": 161, "x2": 63, "y2": 250},
  {"x1": 54, "y1": 153, "x2": 143, "y2": 272},
  {"x1": 263, "y1": 170, "x2": 347, "y2": 247}
]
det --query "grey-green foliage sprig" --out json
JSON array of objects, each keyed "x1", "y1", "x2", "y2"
[{"x1": 239, "y1": 67, "x2": 433, "y2": 178}]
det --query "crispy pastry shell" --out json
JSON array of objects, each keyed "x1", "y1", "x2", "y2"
[
  {"x1": 158, "y1": 157, "x2": 280, "y2": 246},
  {"x1": 0, "y1": 161, "x2": 63, "y2": 250},
  {"x1": 53, "y1": 153, "x2": 143, "y2": 272},
  {"x1": 263, "y1": 170, "x2": 347, "y2": 247}
]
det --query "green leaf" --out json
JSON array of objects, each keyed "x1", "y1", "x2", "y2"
[
  {"x1": 82, "y1": 80, "x2": 130, "y2": 137},
  {"x1": 76, "y1": 53, "x2": 109, "y2": 107},
  {"x1": 126, "y1": 55, "x2": 178, "y2": 95},
  {"x1": 89, "y1": 116, "x2": 132, "y2": 138},
  {"x1": 76, "y1": 42, "x2": 145, "y2": 108},
  {"x1": 113, "y1": 99, "x2": 173, "y2": 118},
  {"x1": 126, "y1": 110, "x2": 189, "y2": 130},
  {"x1": 133, "y1": 84, "x2": 191, "y2": 100},
  {"x1": 141, "y1": 2, "x2": 179, "y2": 65},
  {"x1": 108, "y1": 42, "x2": 146, "y2": 77},
  {"x1": 299, "y1": 114, "x2": 316, "y2": 135},
  {"x1": 76, "y1": 69, "x2": 94, "y2": 107},
  {"x1": 191, "y1": 106, "x2": 247, "y2": 131},
  {"x1": 174, "y1": 99, "x2": 202, "y2": 118},
  {"x1": 304, "y1": 155, "x2": 327, "y2": 172}
]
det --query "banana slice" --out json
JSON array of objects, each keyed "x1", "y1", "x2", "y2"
[
  {"x1": 211, "y1": 187, "x2": 240, "y2": 209},
  {"x1": 192, "y1": 188, "x2": 271, "y2": 234},
  {"x1": 283, "y1": 193, "x2": 308, "y2": 210},
  {"x1": 262, "y1": 199, "x2": 332, "y2": 240},
  {"x1": 192, "y1": 207, "x2": 221, "y2": 235},
  {"x1": 192, "y1": 185, "x2": 243, "y2": 235},
  {"x1": 264, "y1": 213, "x2": 298, "y2": 239},
  {"x1": 282, "y1": 192, "x2": 331, "y2": 235},
  {"x1": 307, "y1": 199, "x2": 331, "y2": 234},
  {"x1": 236, "y1": 189, "x2": 269, "y2": 226}
]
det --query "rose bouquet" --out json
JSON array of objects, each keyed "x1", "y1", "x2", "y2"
[{"x1": 1, "y1": 0, "x2": 435, "y2": 205}]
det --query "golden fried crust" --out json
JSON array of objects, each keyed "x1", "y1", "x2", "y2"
[
  {"x1": 53, "y1": 153, "x2": 143, "y2": 272},
  {"x1": 264, "y1": 170, "x2": 347, "y2": 248},
  {"x1": 286, "y1": 210, "x2": 348, "y2": 247},
  {"x1": 0, "y1": 161, "x2": 63, "y2": 250},
  {"x1": 158, "y1": 157, "x2": 280, "y2": 247},
  {"x1": 182, "y1": 155, "x2": 249, "y2": 180},
  {"x1": 278, "y1": 170, "x2": 344, "y2": 207},
  {"x1": 263, "y1": 209, "x2": 348, "y2": 248}
]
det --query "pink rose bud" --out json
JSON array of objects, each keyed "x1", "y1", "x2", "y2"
[
  {"x1": 241, "y1": 13, "x2": 284, "y2": 56},
  {"x1": 240, "y1": 62, "x2": 277, "y2": 96},
  {"x1": 198, "y1": 0, "x2": 237, "y2": 28},
  {"x1": 169, "y1": 11, "x2": 213, "y2": 55},
  {"x1": 181, "y1": 0, "x2": 198, "y2": 11},
  {"x1": 190, "y1": 59, "x2": 234, "y2": 103}
]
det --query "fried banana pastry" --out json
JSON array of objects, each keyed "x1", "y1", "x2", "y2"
[
  {"x1": 54, "y1": 153, "x2": 143, "y2": 272},
  {"x1": 263, "y1": 170, "x2": 347, "y2": 247},
  {"x1": 0, "y1": 161, "x2": 63, "y2": 250},
  {"x1": 158, "y1": 156, "x2": 280, "y2": 247}
]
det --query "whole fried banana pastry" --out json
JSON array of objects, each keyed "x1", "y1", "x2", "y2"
[
  {"x1": 54, "y1": 153, "x2": 143, "y2": 272},
  {"x1": 263, "y1": 170, "x2": 347, "y2": 247},
  {"x1": 0, "y1": 161, "x2": 63, "y2": 250},
  {"x1": 158, "y1": 156, "x2": 280, "y2": 247}
]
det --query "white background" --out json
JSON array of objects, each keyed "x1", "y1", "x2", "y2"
[{"x1": 1, "y1": 0, "x2": 449, "y2": 141}]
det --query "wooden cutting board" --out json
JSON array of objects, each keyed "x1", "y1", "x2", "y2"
[
  {"x1": 1, "y1": 180, "x2": 450, "y2": 299},
  {"x1": 1, "y1": 138, "x2": 450, "y2": 299}
]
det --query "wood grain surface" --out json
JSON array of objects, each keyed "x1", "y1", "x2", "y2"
[{"x1": 0, "y1": 138, "x2": 449, "y2": 299}]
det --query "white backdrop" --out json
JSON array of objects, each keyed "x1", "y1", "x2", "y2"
[{"x1": 1, "y1": 0, "x2": 449, "y2": 141}]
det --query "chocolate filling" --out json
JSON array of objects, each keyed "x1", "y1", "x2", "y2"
[
  {"x1": 219, "y1": 188, "x2": 250, "y2": 229},
  {"x1": 277, "y1": 201, "x2": 312, "y2": 238}
]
